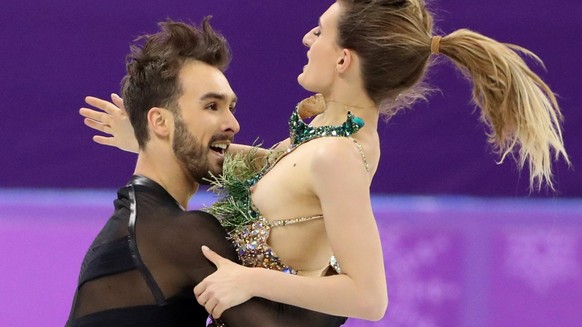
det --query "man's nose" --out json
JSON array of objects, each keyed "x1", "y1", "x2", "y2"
[{"x1": 223, "y1": 110, "x2": 240, "y2": 135}]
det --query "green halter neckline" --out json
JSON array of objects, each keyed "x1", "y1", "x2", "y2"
[
  {"x1": 206, "y1": 105, "x2": 366, "y2": 232},
  {"x1": 246, "y1": 107, "x2": 365, "y2": 187},
  {"x1": 288, "y1": 107, "x2": 365, "y2": 149}
]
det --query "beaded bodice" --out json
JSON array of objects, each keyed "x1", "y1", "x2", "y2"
[
  {"x1": 230, "y1": 215, "x2": 323, "y2": 274},
  {"x1": 208, "y1": 104, "x2": 367, "y2": 275}
]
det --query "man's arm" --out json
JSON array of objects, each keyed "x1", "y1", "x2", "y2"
[
  {"x1": 171, "y1": 210, "x2": 344, "y2": 327},
  {"x1": 220, "y1": 297, "x2": 346, "y2": 327}
]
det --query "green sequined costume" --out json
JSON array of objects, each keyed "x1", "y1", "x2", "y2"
[{"x1": 208, "y1": 104, "x2": 366, "y2": 275}]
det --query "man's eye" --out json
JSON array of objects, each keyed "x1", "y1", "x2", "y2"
[
  {"x1": 206, "y1": 103, "x2": 218, "y2": 110},
  {"x1": 314, "y1": 30, "x2": 321, "y2": 37}
]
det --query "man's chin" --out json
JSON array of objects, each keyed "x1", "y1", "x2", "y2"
[{"x1": 209, "y1": 159, "x2": 225, "y2": 176}]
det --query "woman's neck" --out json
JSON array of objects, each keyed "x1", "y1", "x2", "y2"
[{"x1": 317, "y1": 95, "x2": 379, "y2": 129}]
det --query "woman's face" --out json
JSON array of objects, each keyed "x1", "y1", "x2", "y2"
[{"x1": 297, "y1": 2, "x2": 344, "y2": 95}]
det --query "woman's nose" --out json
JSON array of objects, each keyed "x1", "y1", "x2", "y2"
[{"x1": 302, "y1": 28, "x2": 316, "y2": 47}]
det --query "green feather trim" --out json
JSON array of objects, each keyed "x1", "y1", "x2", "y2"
[{"x1": 205, "y1": 146, "x2": 269, "y2": 232}]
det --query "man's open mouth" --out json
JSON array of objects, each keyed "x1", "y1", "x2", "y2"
[{"x1": 209, "y1": 142, "x2": 229, "y2": 155}]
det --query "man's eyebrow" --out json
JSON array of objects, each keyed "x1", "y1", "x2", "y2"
[
  {"x1": 199, "y1": 92, "x2": 238, "y2": 103},
  {"x1": 200, "y1": 92, "x2": 226, "y2": 101}
]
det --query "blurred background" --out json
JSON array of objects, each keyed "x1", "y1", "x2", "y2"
[{"x1": 1, "y1": 1, "x2": 580, "y2": 326}]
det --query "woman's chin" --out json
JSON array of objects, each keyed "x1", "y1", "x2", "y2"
[
  {"x1": 297, "y1": 75, "x2": 319, "y2": 93},
  {"x1": 297, "y1": 72, "x2": 305, "y2": 86}
]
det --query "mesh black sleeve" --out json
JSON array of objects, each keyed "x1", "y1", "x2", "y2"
[{"x1": 169, "y1": 210, "x2": 346, "y2": 327}]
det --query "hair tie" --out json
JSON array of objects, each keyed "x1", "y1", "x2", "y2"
[{"x1": 430, "y1": 35, "x2": 442, "y2": 55}]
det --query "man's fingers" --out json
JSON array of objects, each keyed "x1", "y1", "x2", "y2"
[
  {"x1": 201, "y1": 246, "x2": 223, "y2": 268},
  {"x1": 193, "y1": 282, "x2": 206, "y2": 299},
  {"x1": 198, "y1": 289, "x2": 219, "y2": 316},
  {"x1": 212, "y1": 304, "x2": 225, "y2": 319},
  {"x1": 194, "y1": 288, "x2": 206, "y2": 303},
  {"x1": 205, "y1": 298, "x2": 219, "y2": 317}
]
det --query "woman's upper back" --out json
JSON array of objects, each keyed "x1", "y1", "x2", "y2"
[{"x1": 249, "y1": 110, "x2": 380, "y2": 273}]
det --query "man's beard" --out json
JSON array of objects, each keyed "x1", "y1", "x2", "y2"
[{"x1": 172, "y1": 115, "x2": 220, "y2": 185}]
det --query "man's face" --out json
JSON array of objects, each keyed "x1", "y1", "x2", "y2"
[{"x1": 172, "y1": 60, "x2": 239, "y2": 184}]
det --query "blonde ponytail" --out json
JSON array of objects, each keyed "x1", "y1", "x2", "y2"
[
  {"x1": 438, "y1": 29, "x2": 570, "y2": 190},
  {"x1": 336, "y1": 0, "x2": 569, "y2": 191}
]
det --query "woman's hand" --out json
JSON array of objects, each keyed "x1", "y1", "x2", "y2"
[
  {"x1": 194, "y1": 246, "x2": 254, "y2": 318},
  {"x1": 297, "y1": 93, "x2": 326, "y2": 119},
  {"x1": 79, "y1": 94, "x2": 139, "y2": 153}
]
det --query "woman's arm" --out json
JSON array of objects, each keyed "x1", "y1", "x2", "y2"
[
  {"x1": 194, "y1": 138, "x2": 388, "y2": 321},
  {"x1": 169, "y1": 212, "x2": 344, "y2": 327},
  {"x1": 80, "y1": 94, "x2": 139, "y2": 153},
  {"x1": 79, "y1": 94, "x2": 291, "y2": 160}
]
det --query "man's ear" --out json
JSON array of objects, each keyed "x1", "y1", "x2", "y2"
[
  {"x1": 336, "y1": 49, "x2": 353, "y2": 74},
  {"x1": 147, "y1": 107, "x2": 172, "y2": 138}
]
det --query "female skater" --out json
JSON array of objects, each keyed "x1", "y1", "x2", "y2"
[{"x1": 80, "y1": 0, "x2": 569, "y2": 322}]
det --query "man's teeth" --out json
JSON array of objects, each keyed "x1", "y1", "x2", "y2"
[{"x1": 210, "y1": 143, "x2": 228, "y2": 150}]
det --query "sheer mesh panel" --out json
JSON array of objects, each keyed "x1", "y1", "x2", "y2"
[
  {"x1": 74, "y1": 270, "x2": 156, "y2": 318},
  {"x1": 68, "y1": 176, "x2": 347, "y2": 326}
]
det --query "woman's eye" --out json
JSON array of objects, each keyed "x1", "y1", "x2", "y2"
[{"x1": 314, "y1": 30, "x2": 321, "y2": 37}]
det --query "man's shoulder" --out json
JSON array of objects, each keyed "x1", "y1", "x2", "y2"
[
  {"x1": 160, "y1": 209, "x2": 234, "y2": 268},
  {"x1": 172, "y1": 210, "x2": 225, "y2": 233},
  {"x1": 180, "y1": 209, "x2": 219, "y2": 222}
]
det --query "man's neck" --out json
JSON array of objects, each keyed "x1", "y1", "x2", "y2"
[{"x1": 133, "y1": 151, "x2": 198, "y2": 210}]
